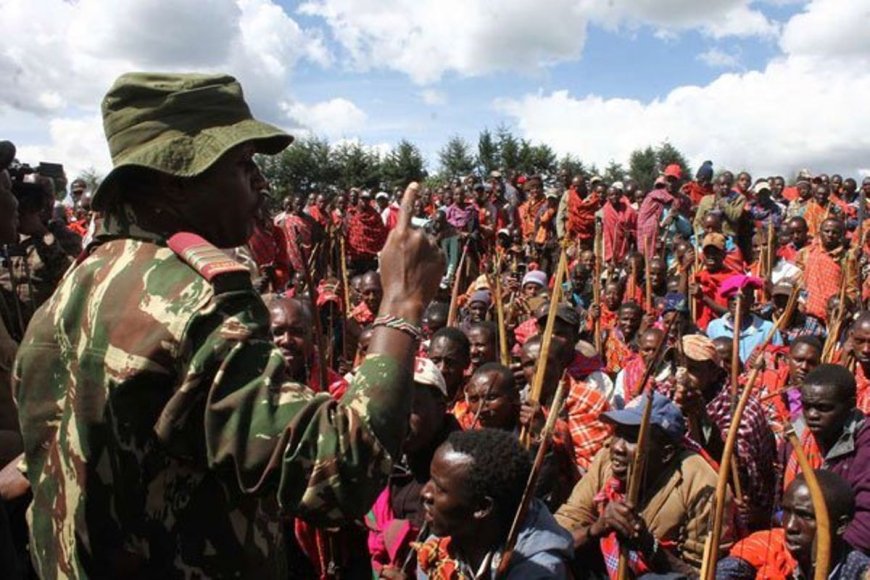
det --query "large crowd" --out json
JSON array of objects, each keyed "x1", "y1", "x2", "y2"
[{"x1": 2, "y1": 72, "x2": 870, "y2": 579}]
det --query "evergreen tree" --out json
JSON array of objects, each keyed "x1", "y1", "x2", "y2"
[
  {"x1": 496, "y1": 125, "x2": 521, "y2": 171},
  {"x1": 331, "y1": 141, "x2": 382, "y2": 191},
  {"x1": 628, "y1": 146, "x2": 658, "y2": 193},
  {"x1": 603, "y1": 160, "x2": 626, "y2": 185},
  {"x1": 477, "y1": 129, "x2": 499, "y2": 176},
  {"x1": 438, "y1": 135, "x2": 475, "y2": 179},
  {"x1": 656, "y1": 141, "x2": 692, "y2": 180},
  {"x1": 382, "y1": 140, "x2": 427, "y2": 188}
]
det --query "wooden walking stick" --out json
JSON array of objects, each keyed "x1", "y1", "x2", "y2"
[
  {"x1": 700, "y1": 291, "x2": 800, "y2": 578},
  {"x1": 644, "y1": 252, "x2": 653, "y2": 314},
  {"x1": 338, "y1": 234, "x2": 352, "y2": 362},
  {"x1": 299, "y1": 243, "x2": 329, "y2": 392},
  {"x1": 615, "y1": 317, "x2": 676, "y2": 580},
  {"x1": 518, "y1": 245, "x2": 568, "y2": 448},
  {"x1": 593, "y1": 217, "x2": 603, "y2": 357},
  {"x1": 782, "y1": 419, "x2": 832, "y2": 580},
  {"x1": 701, "y1": 364, "x2": 762, "y2": 580},
  {"x1": 729, "y1": 292, "x2": 745, "y2": 502},
  {"x1": 446, "y1": 242, "x2": 470, "y2": 328},
  {"x1": 492, "y1": 256, "x2": 511, "y2": 366},
  {"x1": 496, "y1": 371, "x2": 569, "y2": 578}
]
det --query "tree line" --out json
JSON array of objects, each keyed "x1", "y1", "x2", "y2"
[
  {"x1": 75, "y1": 127, "x2": 693, "y2": 201},
  {"x1": 255, "y1": 126, "x2": 692, "y2": 199}
]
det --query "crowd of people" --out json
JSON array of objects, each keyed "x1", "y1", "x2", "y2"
[{"x1": 2, "y1": 72, "x2": 870, "y2": 579}]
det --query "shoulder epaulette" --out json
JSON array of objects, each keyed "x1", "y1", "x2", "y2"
[{"x1": 168, "y1": 232, "x2": 250, "y2": 282}]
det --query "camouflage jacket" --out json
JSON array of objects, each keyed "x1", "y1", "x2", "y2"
[{"x1": 13, "y1": 208, "x2": 410, "y2": 579}]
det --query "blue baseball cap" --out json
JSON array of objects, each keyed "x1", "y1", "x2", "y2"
[{"x1": 601, "y1": 392, "x2": 686, "y2": 442}]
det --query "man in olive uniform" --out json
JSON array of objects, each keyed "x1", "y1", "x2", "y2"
[{"x1": 12, "y1": 73, "x2": 445, "y2": 578}]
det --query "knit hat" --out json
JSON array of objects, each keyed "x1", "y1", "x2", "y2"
[
  {"x1": 93, "y1": 72, "x2": 293, "y2": 210},
  {"x1": 522, "y1": 270, "x2": 548, "y2": 289},
  {"x1": 696, "y1": 160, "x2": 714, "y2": 182}
]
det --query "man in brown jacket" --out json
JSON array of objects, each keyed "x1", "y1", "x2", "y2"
[{"x1": 555, "y1": 392, "x2": 732, "y2": 577}]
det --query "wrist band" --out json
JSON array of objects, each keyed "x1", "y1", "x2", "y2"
[{"x1": 372, "y1": 315, "x2": 424, "y2": 342}]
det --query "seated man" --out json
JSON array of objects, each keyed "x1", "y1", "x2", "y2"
[
  {"x1": 706, "y1": 274, "x2": 783, "y2": 364},
  {"x1": 555, "y1": 392, "x2": 729, "y2": 577},
  {"x1": 718, "y1": 470, "x2": 870, "y2": 580},
  {"x1": 367, "y1": 358, "x2": 460, "y2": 576},
  {"x1": 461, "y1": 363, "x2": 520, "y2": 431},
  {"x1": 427, "y1": 326, "x2": 471, "y2": 403},
  {"x1": 465, "y1": 321, "x2": 498, "y2": 374},
  {"x1": 520, "y1": 334, "x2": 612, "y2": 473},
  {"x1": 785, "y1": 364, "x2": 870, "y2": 552},
  {"x1": 602, "y1": 302, "x2": 643, "y2": 377},
  {"x1": 415, "y1": 429, "x2": 573, "y2": 579},
  {"x1": 613, "y1": 328, "x2": 670, "y2": 410},
  {"x1": 671, "y1": 334, "x2": 777, "y2": 532}
]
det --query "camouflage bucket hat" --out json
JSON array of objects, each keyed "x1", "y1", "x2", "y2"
[{"x1": 92, "y1": 72, "x2": 293, "y2": 210}]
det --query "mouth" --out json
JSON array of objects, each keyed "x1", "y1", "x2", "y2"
[{"x1": 611, "y1": 456, "x2": 628, "y2": 477}]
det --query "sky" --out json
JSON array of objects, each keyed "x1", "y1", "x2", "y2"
[{"x1": 2, "y1": 0, "x2": 870, "y2": 183}]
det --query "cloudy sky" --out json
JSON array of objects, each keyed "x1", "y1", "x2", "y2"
[{"x1": 2, "y1": 0, "x2": 869, "y2": 182}]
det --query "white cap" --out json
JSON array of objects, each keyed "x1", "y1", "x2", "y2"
[
  {"x1": 414, "y1": 357, "x2": 448, "y2": 397},
  {"x1": 752, "y1": 181, "x2": 772, "y2": 194},
  {"x1": 375, "y1": 191, "x2": 389, "y2": 200}
]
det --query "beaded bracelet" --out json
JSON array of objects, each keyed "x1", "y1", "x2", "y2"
[{"x1": 372, "y1": 315, "x2": 424, "y2": 342}]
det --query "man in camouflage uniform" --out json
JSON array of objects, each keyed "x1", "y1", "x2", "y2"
[
  {"x1": 0, "y1": 181, "x2": 72, "y2": 332},
  {"x1": 12, "y1": 73, "x2": 444, "y2": 578}
]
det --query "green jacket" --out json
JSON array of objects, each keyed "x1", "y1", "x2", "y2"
[{"x1": 13, "y1": 208, "x2": 409, "y2": 579}]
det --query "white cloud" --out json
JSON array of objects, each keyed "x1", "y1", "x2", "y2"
[
  {"x1": 300, "y1": 0, "x2": 778, "y2": 85},
  {"x1": 299, "y1": 0, "x2": 591, "y2": 84},
  {"x1": 697, "y1": 48, "x2": 741, "y2": 69},
  {"x1": 420, "y1": 89, "x2": 447, "y2": 106},
  {"x1": 581, "y1": 0, "x2": 779, "y2": 39},
  {"x1": 496, "y1": 1, "x2": 870, "y2": 177},
  {"x1": 282, "y1": 98, "x2": 367, "y2": 138},
  {"x1": 11, "y1": 114, "x2": 110, "y2": 181},
  {"x1": 779, "y1": 0, "x2": 870, "y2": 62},
  {"x1": 0, "y1": 0, "x2": 356, "y2": 182}
]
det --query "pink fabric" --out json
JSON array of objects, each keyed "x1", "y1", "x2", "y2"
[
  {"x1": 602, "y1": 197, "x2": 637, "y2": 263},
  {"x1": 636, "y1": 189, "x2": 674, "y2": 257}
]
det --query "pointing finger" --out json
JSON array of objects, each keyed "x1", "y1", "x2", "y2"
[{"x1": 396, "y1": 181, "x2": 420, "y2": 232}]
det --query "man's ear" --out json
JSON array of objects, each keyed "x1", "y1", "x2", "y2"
[{"x1": 474, "y1": 495, "x2": 494, "y2": 521}]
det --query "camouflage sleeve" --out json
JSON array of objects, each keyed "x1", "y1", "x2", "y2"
[{"x1": 155, "y1": 287, "x2": 410, "y2": 526}]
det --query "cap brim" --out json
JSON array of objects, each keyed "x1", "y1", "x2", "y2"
[
  {"x1": 93, "y1": 117, "x2": 293, "y2": 210},
  {"x1": 601, "y1": 409, "x2": 642, "y2": 427}
]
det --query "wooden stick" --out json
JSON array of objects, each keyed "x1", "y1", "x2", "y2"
[
  {"x1": 729, "y1": 292, "x2": 744, "y2": 501},
  {"x1": 497, "y1": 371, "x2": 569, "y2": 578},
  {"x1": 518, "y1": 246, "x2": 568, "y2": 448},
  {"x1": 701, "y1": 365, "x2": 762, "y2": 580},
  {"x1": 644, "y1": 252, "x2": 653, "y2": 313},
  {"x1": 593, "y1": 218, "x2": 603, "y2": 357},
  {"x1": 492, "y1": 257, "x2": 511, "y2": 366},
  {"x1": 338, "y1": 235, "x2": 352, "y2": 362},
  {"x1": 446, "y1": 242, "x2": 470, "y2": 328},
  {"x1": 782, "y1": 420, "x2": 832, "y2": 580},
  {"x1": 701, "y1": 289, "x2": 799, "y2": 577},
  {"x1": 616, "y1": 317, "x2": 675, "y2": 580},
  {"x1": 299, "y1": 243, "x2": 328, "y2": 392}
]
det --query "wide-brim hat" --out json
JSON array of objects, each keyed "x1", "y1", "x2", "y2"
[{"x1": 92, "y1": 72, "x2": 293, "y2": 210}]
